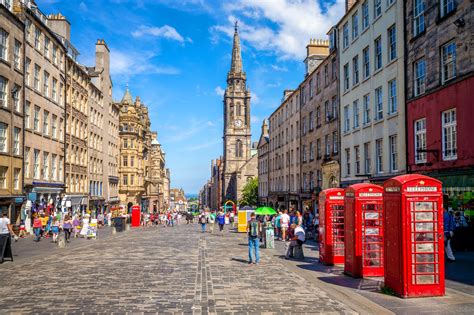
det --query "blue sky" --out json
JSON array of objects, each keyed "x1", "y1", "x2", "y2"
[{"x1": 37, "y1": 0, "x2": 345, "y2": 194}]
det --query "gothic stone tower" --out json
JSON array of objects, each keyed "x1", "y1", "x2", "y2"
[{"x1": 222, "y1": 23, "x2": 251, "y2": 203}]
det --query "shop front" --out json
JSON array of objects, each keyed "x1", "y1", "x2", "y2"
[
  {"x1": 0, "y1": 196, "x2": 25, "y2": 226},
  {"x1": 89, "y1": 196, "x2": 105, "y2": 216},
  {"x1": 62, "y1": 194, "x2": 88, "y2": 214}
]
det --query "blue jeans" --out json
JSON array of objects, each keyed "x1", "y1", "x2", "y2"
[
  {"x1": 248, "y1": 237, "x2": 260, "y2": 263},
  {"x1": 201, "y1": 223, "x2": 206, "y2": 233},
  {"x1": 34, "y1": 227, "x2": 41, "y2": 241}
]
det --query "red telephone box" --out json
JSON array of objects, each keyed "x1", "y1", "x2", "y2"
[
  {"x1": 344, "y1": 183, "x2": 384, "y2": 278},
  {"x1": 131, "y1": 205, "x2": 141, "y2": 227},
  {"x1": 383, "y1": 174, "x2": 444, "y2": 297},
  {"x1": 319, "y1": 188, "x2": 345, "y2": 265}
]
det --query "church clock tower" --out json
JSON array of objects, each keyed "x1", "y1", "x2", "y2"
[{"x1": 222, "y1": 22, "x2": 251, "y2": 202}]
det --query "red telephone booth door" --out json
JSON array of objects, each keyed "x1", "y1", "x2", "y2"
[
  {"x1": 131, "y1": 206, "x2": 140, "y2": 227},
  {"x1": 407, "y1": 199, "x2": 444, "y2": 296},
  {"x1": 362, "y1": 202, "x2": 384, "y2": 276},
  {"x1": 331, "y1": 204, "x2": 345, "y2": 264}
]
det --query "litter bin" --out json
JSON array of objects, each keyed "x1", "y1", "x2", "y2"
[
  {"x1": 114, "y1": 217, "x2": 124, "y2": 232},
  {"x1": 265, "y1": 225, "x2": 275, "y2": 249}
]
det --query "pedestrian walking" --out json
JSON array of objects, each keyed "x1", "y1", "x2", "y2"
[
  {"x1": 247, "y1": 212, "x2": 260, "y2": 264},
  {"x1": 33, "y1": 214, "x2": 42, "y2": 242},
  {"x1": 217, "y1": 211, "x2": 225, "y2": 236},
  {"x1": 209, "y1": 211, "x2": 216, "y2": 234},
  {"x1": 444, "y1": 208, "x2": 456, "y2": 262},
  {"x1": 280, "y1": 209, "x2": 290, "y2": 241},
  {"x1": 199, "y1": 212, "x2": 207, "y2": 233},
  {"x1": 63, "y1": 215, "x2": 73, "y2": 243},
  {"x1": 51, "y1": 217, "x2": 60, "y2": 243},
  {"x1": 0, "y1": 211, "x2": 16, "y2": 239}
]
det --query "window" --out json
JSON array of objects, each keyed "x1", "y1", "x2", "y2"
[
  {"x1": 331, "y1": 96, "x2": 338, "y2": 118},
  {"x1": 375, "y1": 37, "x2": 382, "y2": 71},
  {"x1": 376, "y1": 139, "x2": 383, "y2": 173},
  {"x1": 236, "y1": 140, "x2": 243, "y2": 157},
  {"x1": 11, "y1": 167, "x2": 19, "y2": 190},
  {"x1": 441, "y1": 41, "x2": 456, "y2": 83},
  {"x1": 388, "y1": 25, "x2": 397, "y2": 61},
  {"x1": 343, "y1": 63, "x2": 349, "y2": 91},
  {"x1": 442, "y1": 108, "x2": 457, "y2": 160},
  {"x1": 14, "y1": 40, "x2": 21, "y2": 69},
  {"x1": 355, "y1": 146, "x2": 360, "y2": 174},
  {"x1": 364, "y1": 142, "x2": 371, "y2": 174},
  {"x1": 374, "y1": 0, "x2": 382, "y2": 18},
  {"x1": 414, "y1": 118, "x2": 427, "y2": 163},
  {"x1": 33, "y1": 105, "x2": 40, "y2": 132},
  {"x1": 59, "y1": 157, "x2": 63, "y2": 180},
  {"x1": 309, "y1": 111, "x2": 314, "y2": 130},
  {"x1": 13, "y1": 127, "x2": 20, "y2": 155},
  {"x1": 34, "y1": 27, "x2": 41, "y2": 50},
  {"x1": 51, "y1": 115, "x2": 57, "y2": 139},
  {"x1": 309, "y1": 142, "x2": 314, "y2": 160},
  {"x1": 363, "y1": 46, "x2": 370, "y2": 78},
  {"x1": 346, "y1": 148, "x2": 351, "y2": 176},
  {"x1": 414, "y1": 58, "x2": 426, "y2": 96},
  {"x1": 130, "y1": 174, "x2": 135, "y2": 186},
  {"x1": 123, "y1": 174, "x2": 128, "y2": 186},
  {"x1": 0, "y1": 28, "x2": 7, "y2": 61},
  {"x1": 352, "y1": 11, "x2": 359, "y2": 39},
  {"x1": 43, "y1": 71, "x2": 50, "y2": 97},
  {"x1": 388, "y1": 79, "x2": 397, "y2": 114},
  {"x1": 25, "y1": 102, "x2": 30, "y2": 128},
  {"x1": 43, "y1": 111, "x2": 49, "y2": 136},
  {"x1": 24, "y1": 147, "x2": 30, "y2": 178},
  {"x1": 413, "y1": 0, "x2": 425, "y2": 36},
  {"x1": 332, "y1": 58, "x2": 337, "y2": 80},
  {"x1": 324, "y1": 64, "x2": 329, "y2": 85},
  {"x1": 343, "y1": 22, "x2": 349, "y2": 48},
  {"x1": 362, "y1": 1, "x2": 369, "y2": 29},
  {"x1": 324, "y1": 101, "x2": 330, "y2": 121},
  {"x1": 375, "y1": 87, "x2": 383, "y2": 120},
  {"x1": 0, "y1": 122, "x2": 7, "y2": 153},
  {"x1": 352, "y1": 55, "x2": 359, "y2": 86},
  {"x1": 52, "y1": 45, "x2": 57, "y2": 64},
  {"x1": 25, "y1": 58, "x2": 31, "y2": 86},
  {"x1": 388, "y1": 0, "x2": 396, "y2": 5},
  {"x1": 316, "y1": 106, "x2": 321, "y2": 126},
  {"x1": 344, "y1": 105, "x2": 350, "y2": 132},
  {"x1": 440, "y1": 0, "x2": 455, "y2": 17},
  {"x1": 34, "y1": 64, "x2": 40, "y2": 91},
  {"x1": 59, "y1": 83, "x2": 64, "y2": 104},
  {"x1": 52, "y1": 78, "x2": 58, "y2": 101},
  {"x1": 0, "y1": 76, "x2": 7, "y2": 107},
  {"x1": 123, "y1": 156, "x2": 128, "y2": 167},
  {"x1": 33, "y1": 149, "x2": 39, "y2": 179},
  {"x1": 389, "y1": 135, "x2": 398, "y2": 172},
  {"x1": 0, "y1": 167, "x2": 6, "y2": 189},
  {"x1": 363, "y1": 94, "x2": 371, "y2": 124},
  {"x1": 59, "y1": 118, "x2": 64, "y2": 140},
  {"x1": 317, "y1": 139, "x2": 321, "y2": 159},
  {"x1": 12, "y1": 85, "x2": 20, "y2": 112},
  {"x1": 325, "y1": 135, "x2": 330, "y2": 156},
  {"x1": 353, "y1": 100, "x2": 359, "y2": 128},
  {"x1": 130, "y1": 156, "x2": 134, "y2": 167},
  {"x1": 44, "y1": 36, "x2": 50, "y2": 58},
  {"x1": 309, "y1": 79, "x2": 314, "y2": 98},
  {"x1": 123, "y1": 139, "x2": 128, "y2": 148},
  {"x1": 332, "y1": 131, "x2": 338, "y2": 154},
  {"x1": 302, "y1": 145, "x2": 307, "y2": 162},
  {"x1": 51, "y1": 154, "x2": 57, "y2": 181}
]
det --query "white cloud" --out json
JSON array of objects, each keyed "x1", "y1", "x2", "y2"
[
  {"x1": 79, "y1": 2, "x2": 87, "y2": 11},
  {"x1": 251, "y1": 115, "x2": 260, "y2": 123},
  {"x1": 252, "y1": 92, "x2": 260, "y2": 104},
  {"x1": 132, "y1": 25, "x2": 191, "y2": 43},
  {"x1": 213, "y1": 0, "x2": 345, "y2": 60},
  {"x1": 271, "y1": 64, "x2": 287, "y2": 72},
  {"x1": 214, "y1": 86, "x2": 225, "y2": 97},
  {"x1": 110, "y1": 49, "x2": 180, "y2": 76}
]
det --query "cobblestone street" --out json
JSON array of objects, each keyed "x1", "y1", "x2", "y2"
[{"x1": 2, "y1": 224, "x2": 474, "y2": 314}]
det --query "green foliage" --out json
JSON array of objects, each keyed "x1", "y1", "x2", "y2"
[{"x1": 239, "y1": 177, "x2": 258, "y2": 207}]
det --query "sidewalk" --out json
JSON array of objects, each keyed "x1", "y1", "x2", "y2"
[{"x1": 265, "y1": 236, "x2": 474, "y2": 315}]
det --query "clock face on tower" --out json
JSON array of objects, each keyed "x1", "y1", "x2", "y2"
[{"x1": 234, "y1": 119, "x2": 243, "y2": 128}]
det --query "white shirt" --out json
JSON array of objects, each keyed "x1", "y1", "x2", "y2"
[
  {"x1": 295, "y1": 226, "x2": 305, "y2": 242},
  {"x1": 281, "y1": 214, "x2": 290, "y2": 227},
  {"x1": 0, "y1": 217, "x2": 10, "y2": 234}
]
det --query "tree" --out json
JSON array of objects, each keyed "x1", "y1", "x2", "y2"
[{"x1": 239, "y1": 177, "x2": 258, "y2": 207}]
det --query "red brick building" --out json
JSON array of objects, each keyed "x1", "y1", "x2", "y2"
[{"x1": 405, "y1": 0, "x2": 474, "y2": 206}]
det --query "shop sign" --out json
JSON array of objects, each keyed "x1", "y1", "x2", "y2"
[
  {"x1": 359, "y1": 192, "x2": 383, "y2": 197},
  {"x1": 329, "y1": 196, "x2": 344, "y2": 200},
  {"x1": 406, "y1": 186, "x2": 437, "y2": 192},
  {"x1": 28, "y1": 192, "x2": 37, "y2": 201}
]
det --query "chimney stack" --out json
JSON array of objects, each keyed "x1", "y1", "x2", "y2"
[
  {"x1": 304, "y1": 38, "x2": 329, "y2": 75},
  {"x1": 47, "y1": 13, "x2": 71, "y2": 41}
]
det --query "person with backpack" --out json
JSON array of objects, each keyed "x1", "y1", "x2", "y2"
[
  {"x1": 247, "y1": 212, "x2": 260, "y2": 264},
  {"x1": 217, "y1": 211, "x2": 226, "y2": 236},
  {"x1": 199, "y1": 212, "x2": 207, "y2": 233}
]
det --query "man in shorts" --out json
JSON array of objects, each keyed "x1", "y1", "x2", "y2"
[{"x1": 280, "y1": 209, "x2": 290, "y2": 241}]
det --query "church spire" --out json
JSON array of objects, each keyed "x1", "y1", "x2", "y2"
[
  {"x1": 121, "y1": 84, "x2": 133, "y2": 104},
  {"x1": 229, "y1": 21, "x2": 243, "y2": 76}
]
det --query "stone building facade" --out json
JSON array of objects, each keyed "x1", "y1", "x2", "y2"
[
  {"x1": 222, "y1": 24, "x2": 257, "y2": 204},
  {"x1": 146, "y1": 131, "x2": 167, "y2": 213},
  {"x1": 257, "y1": 120, "x2": 269, "y2": 205},
  {"x1": 338, "y1": 0, "x2": 406, "y2": 186},
  {"x1": 405, "y1": 0, "x2": 474, "y2": 198},
  {"x1": 20, "y1": 7, "x2": 67, "y2": 214},
  {"x1": 0, "y1": 4, "x2": 25, "y2": 221}
]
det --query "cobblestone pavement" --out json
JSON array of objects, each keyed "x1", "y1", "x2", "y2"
[{"x1": 0, "y1": 224, "x2": 356, "y2": 314}]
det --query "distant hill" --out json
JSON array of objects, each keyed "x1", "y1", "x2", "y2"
[{"x1": 186, "y1": 193, "x2": 198, "y2": 200}]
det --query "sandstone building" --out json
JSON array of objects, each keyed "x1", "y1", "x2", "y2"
[
  {"x1": 257, "y1": 121, "x2": 269, "y2": 205},
  {"x1": 221, "y1": 23, "x2": 257, "y2": 204}
]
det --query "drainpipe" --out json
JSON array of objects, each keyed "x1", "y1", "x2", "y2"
[{"x1": 403, "y1": 0, "x2": 409, "y2": 174}]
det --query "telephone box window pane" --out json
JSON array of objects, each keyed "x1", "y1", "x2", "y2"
[
  {"x1": 415, "y1": 232, "x2": 434, "y2": 241},
  {"x1": 416, "y1": 275, "x2": 435, "y2": 284},
  {"x1": 365, "y1": 228, "x2": 379, "y2": 235},
  {"x1": 416, "y1": 264, "x2": 435, "y2": 273},
  {"x1": 415, "y1": 212, "x2": 434, "y2": 221},
  {"x1": 415, "y1": 202, "x2": 433, "y2": 211},
  {"x1": 365, "y1": 235, "x2": 382, "y2": 243},
  {"x1": 416, "y1": 243, "x2": 434, "y2": 252},
  {"x1": 366, "y1": 243, "x2": 382, "y2": 251},
  {"x1": 416, "y1": 254, "x2": 435, "y2": 262},
  {"x1": 365, "y1": 212, "x2": 379, "y2": 219},
  {"x1": 416, "y1": 222, "x2": 434, "y2": 231}
]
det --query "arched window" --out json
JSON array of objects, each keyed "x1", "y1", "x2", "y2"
[
  {"x1": 237, "y1": 104, "x2": 242, "y2": 116},
  {"x1": 235, "y1": 140, "x2": 243, "y2": 158}
]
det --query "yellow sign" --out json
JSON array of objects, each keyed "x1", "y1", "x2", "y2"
[{"x1": 238, "y1": 211, "x2": 248, "y2": 233}]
